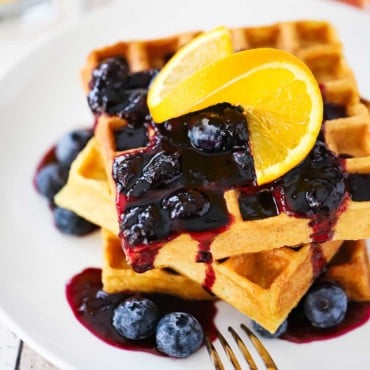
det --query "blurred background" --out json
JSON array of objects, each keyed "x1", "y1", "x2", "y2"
[
  {"x1": 0, "y1": 0, "x2": 116, "y2": 79},
  {"x1": 0, "y1": 0, "x2": 369, "y2": 80}
]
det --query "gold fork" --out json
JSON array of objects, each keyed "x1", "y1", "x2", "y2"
[{"x1": 205, "y1": 324, "x2": 278, "y2": 370}]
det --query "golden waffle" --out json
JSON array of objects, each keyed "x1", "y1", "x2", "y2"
[
  {"x1": 102, "y1": 228, "x2": 370, "y2": 332},
  {"x1": 84, "y1": 21, "x2": 370, "y2": 266},
  {"x1": 55, "y1": 139, "x2": 369, "y2": 331},
  {"x1": 325, "y1": 239, "x2": 370, "y2": 301},
  {"x1": 56, "y1": 138, "x2": 117, "y2": 233},
  {"x1": 102, "y1": 228, "x2": 212, "y2": 300}
]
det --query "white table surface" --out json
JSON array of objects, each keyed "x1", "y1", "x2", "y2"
[{"x1": 0, "y1": 0, "x2": 369, "y2": 369}]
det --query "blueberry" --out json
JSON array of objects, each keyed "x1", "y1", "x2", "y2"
[
  {"x1": 87, "y1": 59, "x2": 157, "y2": 125},
  {"x1": 87, "y1": 57, "x2": 129, "y2": 115},
  {"x1": 120, "y1": 205, "x2": 167, "y2": 245},
  {"x1": 155, "y1": 312, "x2": 204, "y2": 358},
  {"x1": 188, "y1": 112, "x2": 233, "y2": 152},
  {"x1": 162, "y1": 189, "x2": 210, "y2": 219},
  {"x1": 116, "y1": 90, "x2": 149, "y2": 123},
  {"x1": 35, "y1": 163, "x2": 68, "y2": 202},
  {"x1": 127, "y1": 151, "x2": 182, "y2": 198},
  {"x1": 113, "y1": 154, "x2": 145, "y2": 192},
  {"x1": 303, "y1": 281, "x2": 348, "y2": 328},
  {"x1": 55, "y1": 129, "x2": 93, "y2": 168},
  {"x1": 91, "y1": 57, "x2": 129, "y2": 87},
  {"x1": 112, "y1": 296, "x2": 160, "y2": 340},
  {"x1": 142, "y1": 151, "x2": 182, "y2": 185},
  {"x1": 187, "y1": 105, "x2": 248, "y2": 152},
  {"x1": 53, "y1": 207, "x2": 97, "y2": 235},
  {"x1": 282, "y1": 141, "x2": 346, "y2": 216},
  {"x1": 252, "y1": 320, "x2": 287, "y2": 338}
]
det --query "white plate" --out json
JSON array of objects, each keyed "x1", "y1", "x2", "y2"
[{"x1": 0, "y1": 0, "x2": 369, "y2": 369}]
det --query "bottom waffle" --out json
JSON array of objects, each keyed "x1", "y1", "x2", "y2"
[
  {"x1": 324, "y1": 239, "x2": 370, "y2": 301},
  {"x1": 102, "y1": 228, "x2": 370, "y2": 332}
]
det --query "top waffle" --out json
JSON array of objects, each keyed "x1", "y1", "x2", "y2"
[
  {"x1": 82, "y1": 20, "x2": 370, "y2": 271},
  {"x1": 54, "y1": 135, "x2": 370, "y2": 331}
]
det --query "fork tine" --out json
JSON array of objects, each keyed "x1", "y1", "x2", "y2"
[
  {"x1": 216, "y1": 329, "x2": 242, "y2": 370},
  {"x1": 205, "y1": 336, "x2": 225, "y2": 370},
  {"x1": 240, "y1": 324, "x2": 278, "y2": 370},
  {"x1": 228, "y1": 327, "x2": 258, "y2": 370}
]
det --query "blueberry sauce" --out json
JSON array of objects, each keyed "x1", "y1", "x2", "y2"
[
  {"x1": 319, "y1": 84, "x2": 348, "y2": 121},
  {"x1": 238, "y1": 189, "x2": 279, "y2": 220},
  {"x1": 282, "y1": 302, "x2": 370, "y2": 343},
  {"x1": 113, "y1": 103, "x2": 254, "y2": 273},
  {"x1": 66, "y1": 268, "x2": 217, "y2": 354},
  {"x1": 348, "y1": 174, "x2": 370, "y2": 201},
  {"x1": 114, "y1": 123, "x2": 150, "y2": 151},
  {"x1": 323, "y1": 102, "x2": 347, "y2": 121},
  {"x1": 310, "y1": 243, "x2": 327, "y2": 278},
  {"x1": 238, "y1": 137, "x2": 349, "y2": 243},
  {"x1": 191, "y1": 229, "x2": 226, "y2": 290}
]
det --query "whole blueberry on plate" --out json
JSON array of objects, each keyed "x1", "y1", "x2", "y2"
[
  {"x1": 112, "y1": 296, "x2": 160, "y2": 340},
  {"x1": 55, "y1": 128, "x2": 93, "y2": 168},
  {"x1": 303, "y1": 281, "x2": 347, "y2": 328},
  {"x1": 53, "y1": 207, "x2": 97, "y2": 235},
  {"x1": 252, "y1": 319, "x2": 288, "y2": 338},
  {"x1": 35, "y1": 163, "x2": 68, "y2": 202},
  {"x1": 155, "y1": 312, "x2": 204, "y2": 358}
]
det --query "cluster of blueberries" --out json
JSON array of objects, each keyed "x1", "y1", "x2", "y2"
[
  {"x1": 112, "y1": 296, "x2": 204, "y2": 358},
  {"x1": 34, "y1": 129, "x2": 97, "y2": 235},
  {"x1": 87, "y1": 56, "x2": 158, "y2": 125},
  {"x1": 111, "y1": 280, "x2": 348, "y2": 350}
]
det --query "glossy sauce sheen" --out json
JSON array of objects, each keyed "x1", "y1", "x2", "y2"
[{"x1": 66, "y1": 268, "x2": 217, "y2": 354}]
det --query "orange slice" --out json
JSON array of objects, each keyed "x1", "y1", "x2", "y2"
[
  {"x1": 148, "y1": 48, "x2": 323, "y2": 185},
  {"x1": 148, "y1": 26, "x2": 233, "y2": 107}
]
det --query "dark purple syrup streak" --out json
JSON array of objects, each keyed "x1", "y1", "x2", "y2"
[{"x1": 310, "y1": 243, "x2": 328, "y2": 278}]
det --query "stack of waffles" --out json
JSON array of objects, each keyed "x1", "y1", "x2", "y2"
[{"x1": 56, "y1": 20, "x2": 370, "y2": 333}]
